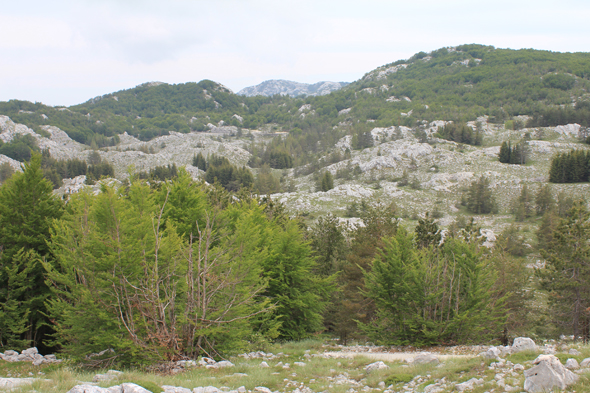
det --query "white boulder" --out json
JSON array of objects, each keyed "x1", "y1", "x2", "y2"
[
  {"x1": 524, "y1": 354, "x2": 578, "y2": 393},
  {"x1": 512, "y1": 337, "x2": 537, "y2": 353}
]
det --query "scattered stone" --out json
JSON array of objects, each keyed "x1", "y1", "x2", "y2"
[
  {"x1": 259, "y1": 361, "x2": 269, "y2": 368},
  {"x1": 565, "y1": 358, "x2": 579, "y2": 369},
  {"x1": 568, "y1": 348, "x2": 581, "y2": 356},
  {"x1": 193, "y1": 387, "x2": 220, "y2": 393},
  {"x1": 162, "y1": 387, "x2": 192, "y2": 393},
  {"x1": 412, "y1": 353, "x2": 440, "y2": 365},
  {"x1": 254, "y1": 387, "x2": 272, "y2": 393},
  {"x1": 512, "y1": 337, "x2": 537, "y2": 353},
  {"x1": 524, "y1": 354, "x2": 578, "y2": 393},
  {"x1": 215, "y1": 360, "x2": 234, "y2": 368},
  {"x1": 364, "y1": 361, "x2": 389, "y2": 373},
  {"x1": 580, "y1": 357, "x2": 590, "y2": 368},
  {"x1": 455, "y1": 377, "x2": 483, "y2": 391},
  {"x1": 0, "y1": 378, "x2": 37, "y2": 389},
  {"x1": 479, "y1": 346, "x2": 501, "y2": 360},
  {"x1": 294, "y1": 361, "x2": 306, "y2": 367}
]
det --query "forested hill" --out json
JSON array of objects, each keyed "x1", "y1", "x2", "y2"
[{"x1": 0, "y1": 44, "x2": 589, "y2": 147}]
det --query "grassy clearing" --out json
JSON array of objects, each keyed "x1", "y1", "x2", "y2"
[{"x1": 5, "y1": 340, "x2": 590, "y2": 392}]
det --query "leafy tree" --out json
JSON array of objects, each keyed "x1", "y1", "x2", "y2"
[
  {"x1": 260, "y1": 220, "x2": 335, "y2": 340},
  {"x1": 0, "y1": 134, "x2": 39, "y2": 162},
  {"x1": 0, "y1": 163, "x2": 14, "y2": 183},
  {"x1": 361, "y1": 229, "x2": 504, "y2": 346},
  {"x1": 46, "y1": 180, "x2": 274, "y2": 364},
  {"x1": 0, "y1": 153, "x2": 63, "y2": 351},
  {"x1": 254, "y1": 164, "x2": 280, "y2": 195}
]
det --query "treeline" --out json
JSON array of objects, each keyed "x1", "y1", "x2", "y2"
[
  {"x1": 549, "y1": 150, "x2": 590, "y2": 183},
  {"x1": 435, "y1": 123, "x2": 482, "y2": 145},
  {"x1": 498, "y1": 140, "x2": 528, "y2": 165},
  {"x1": 1, "y1": 153, "x2": 590, "y2": 364},
  {"x1": 0, "y1": 155, "x2": 331, "y2": 363},
  {"x1": 193, "y1": 152, "x2": 254, "y2": 191},
  {"x1": 40, "y1": 150, "x2": 115, "y2": 188}
]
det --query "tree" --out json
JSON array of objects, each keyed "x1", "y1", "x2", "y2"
[
  {"x1": 46, "y1": 180, "x2": 274, "y2": 364},
  {"x1": 538, "y1": 201, "x2": 590, "y2": 341},
  {"x1": 414, "y1": 212, "x2": 441, "y2": 249},
  {"x1": 535, "y1": 184, "x2": 555, "y2": 216},
  {"x1": 318, "y1": 171, "x2": 334, "y2": 192},
  {"x1": 0, "y1": 152, "x2": 63, "y2": 351},
  {"x1": 361, "y1": 228, "x2": 504, "y2": 346},
  {"x1": 513, "y1": 184, "x2": 534, "y2": 221},
  {"x1": 260, "y1": 220, "x2": 335, "y2": 340},
  {"x1": 498, "y1": 141, "x2": 511, "y2": 163},
  {"x1": 464, "y1": 175, "x2": 497, "y2": 214}
]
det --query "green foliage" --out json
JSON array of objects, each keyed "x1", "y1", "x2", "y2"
[
  {"x1": 260, "y1": 220, "x2": 335, "y2": 340},
  {"x1": 204, "y1": 154, "x2": 254, "y2": 191},
  {"x1": 0, "y1": 163, "x2": 14, "y2": 183},
  {"x1": 512, "y1": 184, "x2": 534, "y2": 221},
  {"x1": 414, "y1": 213, "x2": 441, "y2": 249},
  {"x1": 498, "y1": 140, "x2": 528, "y2": 165},
  {"x1": 254, "y1": 164, "x2": 280, "y2": 195},
  {"x1": 192, "y1": 152, "x2": 207, "y2": 171},
  {"x1": 0, "y1": 134, "x2": 39, "y2": 162},
  {"x1": 435, "y1": 123, "x2": 482, "y2": 145},
  {"x1": 549, "y1": 149, "x2": 590, "y2": 183},
  {"x1": 318, "y1": 171, "x2": 334, "y2": 192},
  {"x1": 362, "y1": 229, "x2": 504, "y2": 346},
  {"x1": 0, "y1": 153, "x2": 64, "y2": 351},
  {"x1": 137, "y1": 163, "x2": 178, "y2": 181},
  {"x1": 535, "y1": 184, "x2": 555, "y2": 216},
  {"x1": 46, "y1": 180, "x2": 279, "y2": 363},
  {"x1": 537, "y1": 201, "x2": 590, "y2": 341},
  {"x1": 463, "y1": 175, "x2": 497, "y2": 214}
]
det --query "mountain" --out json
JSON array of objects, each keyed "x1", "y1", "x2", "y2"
[
  {"x1": 1, "y1": 44, "x2": 590, "y2": 240},
  {"x1": 237, "y1": 79, "x2": 349, "y2": 97}
]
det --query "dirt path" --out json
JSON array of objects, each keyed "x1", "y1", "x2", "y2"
[{"x1": 324, "y1": 351, "x2": 474, "y2": 362}]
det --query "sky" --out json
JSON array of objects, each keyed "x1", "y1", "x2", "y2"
[{"x1": 1, "y1": 0, "x2": 589, "y2": 107}]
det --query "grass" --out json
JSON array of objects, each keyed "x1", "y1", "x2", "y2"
[{"x1": 5, "y1": 340, "x2": 590, "y2": 392}]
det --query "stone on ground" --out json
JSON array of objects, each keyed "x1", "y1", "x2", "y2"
[
  {"x1": 523, "y1": 354, "x2": 578, "y2": 393},
  {"x1": 512, "y1": 337, "x2": 537, "y2": 353},
  {"x1": 364, "y1": 361, "x2": 389, "y2": 372}
]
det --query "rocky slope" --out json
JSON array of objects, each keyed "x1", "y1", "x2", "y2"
[
  {"x1": 1, "y1": 114, "x2": 589, "y2": 244},
  {"x1": 237, "y1": 80, "x2": 349, "y2": 97}
]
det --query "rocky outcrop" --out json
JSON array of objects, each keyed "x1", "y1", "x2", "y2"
[
  {"x1": 238, "y1": 80, "x2": 349, "y2": 97},
  {"x1": 0, "y1": 347, "x2": 62, "y2": 366},
  {"x1": 524, "y1": 354, "x2": 579, "y2": 393}
]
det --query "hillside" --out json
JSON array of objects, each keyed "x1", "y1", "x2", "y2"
[
  {"x1": 237, "y1": 79, "x2": 349, "y2": 97},
  {"x1": 0, "y1": 44, "x2": 589, "y2": 240}
]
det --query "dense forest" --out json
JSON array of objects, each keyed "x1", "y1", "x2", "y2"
[{"x1": 0, "y1": 153, "x2": 588, "y2": 366}]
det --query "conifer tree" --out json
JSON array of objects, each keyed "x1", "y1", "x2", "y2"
[
  {"x1": 0, "y1": 153, "x2": 63, "y2": 350},
  {"x1": 538, "y1": 201, "x2": 590, "y2": 341}
]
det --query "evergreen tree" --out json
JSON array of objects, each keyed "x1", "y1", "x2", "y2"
[
  {"x1": 513, "y1": 184, "x2": 534, "y2": 221},
  {"x1": 319, "y1": 171, "x2": 334, "y2": 192},
  {"x1": 414, "y1": 212, "x2": 442, "y2": 248},
  {"x1": 538, "y1": 201, "x2": 590, "y2": 341},
  {"x1": 464, "y1": 175, "x2": 497, "y2": 214},
  {"x1": 535, "y1": 184, "x2": 555, "y2": 216},
  {"x1": 0, "y1": 153, "x2": 63, "y2": 351},
  {"x1": 498, "y1": 141, "x2": 511, "y2": 163}
]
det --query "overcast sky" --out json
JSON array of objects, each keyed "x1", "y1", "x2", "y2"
[{"x1": 1, "y1": 0, "x2": 589, "y2": 107}]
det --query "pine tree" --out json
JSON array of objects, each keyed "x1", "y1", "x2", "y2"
[
  {"x1": 498, "y1": 141, "x2": 511, "y2": 163},
  {"x1": 465, "y1": 176, "x2": 497, "y2": 214},
  {"x1": 0, "y1": 152, "x2": 63, "y2": 350},
  {"x1": 535, "y1": 184, "x2": 555, "y2": 216},
  {"x1": 538, "y1": 201, "x2": 590, "y2": 341}
]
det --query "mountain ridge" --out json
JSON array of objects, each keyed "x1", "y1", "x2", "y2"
[{"x1": 237, "y1": 79, "x2": 350, "y2": 97}]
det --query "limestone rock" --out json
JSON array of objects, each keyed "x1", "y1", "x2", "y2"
[
  {"x1": 364, "y1": 361, "x2": 389, "y2": 373},
  {"x1": 455, "y1": 377, "x2": 483, "y2": 391},
  {"x1": 215, "y1": 360, "x2": 234, "y2": 368},
  {"x1": 259, "y1": 361, "x2": 269, "y2": 368},
  {"x1": 479, "y1": 346, "x2": 501, "y2": 360},
  {"x1": 412, "y1": 353, "x2": 440, "y2": 365},
  {"x1": 565, "y1": 358, "x2": 579, "y2": 369},
  {"x1": 523, "y1": 354, "x2": 578, "y2": 393},
  {"x1": 253, "y1": 387, "x2": 272, "y2": 393},
  {"x1": 192, "y1": 387, "x2": 220, "y2": 393},
  {"x1": 512, "y1": 337, "x2": 537, "y2": 353},
  {"x1": 0, "y1": 378, "x2": 37, "y2": 388},
  {"x1": 580, "y1": 357, "x2": 590, "y2": 368},
  {"x1": 568, "y1": 348, "x2": 581, "y2": 356},
  {"x1": 162, "y1": 386, "x2": 192, "y2": 393}
]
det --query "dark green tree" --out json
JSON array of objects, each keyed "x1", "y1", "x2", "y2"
[
  {"x1": 535, "y1": 184, "x2": 555, "y2": 216},
  {"x1": 414, "y1": 212, "x2": 441, "y2": 248},
  {"x1": 0, "y1": 153, "x2": 64, "y2": 351},
  {"x1": 538, "y1": 201, "x2": 590, "y2": 341},
  {"x1": 464, "y1": 175, "x2": 497, "y2": 214}
]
